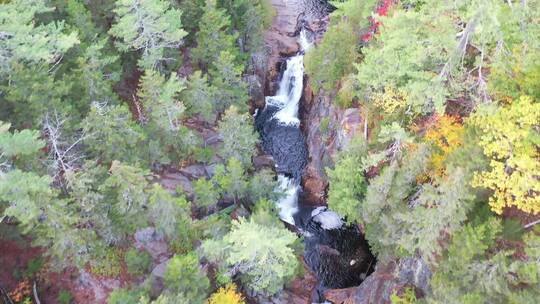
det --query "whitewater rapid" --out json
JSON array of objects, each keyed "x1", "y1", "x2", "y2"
[{"x1": 261, "y1": 30, "x2": 343, "y2": 229}]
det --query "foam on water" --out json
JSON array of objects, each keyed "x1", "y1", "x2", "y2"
[
  {"x1": 311, "y1": 207, "x2": 344, "y2": 230},
  {"x1": 276, "y1": 175, "x2": 299, "y2": 225}
]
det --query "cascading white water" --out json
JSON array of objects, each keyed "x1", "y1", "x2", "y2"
[
  {"x1": 266, "y1": 29, "x2": 344, "y2": 230},
  {"x1": 265, "y1": 55, "x2": 304, "y2": 126},
  {"x1": 266, "y1": 31, "x2": 310, "y2": 225}
]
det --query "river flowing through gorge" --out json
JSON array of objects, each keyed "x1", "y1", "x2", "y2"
[{"x1": 255, "y1": 19, "x2": 375, "y2": 296}]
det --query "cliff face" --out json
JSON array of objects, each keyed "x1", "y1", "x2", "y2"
[{"x1": 300, "y1": 82, "x2": 366, "y2": 206}]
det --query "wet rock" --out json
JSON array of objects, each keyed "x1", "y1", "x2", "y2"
[
  {"x1": 246, "y1": 74, "x2": 266, "y2": 109},
  {"x1": 301, "y1": 163, "x2": 327, "y2": 206},
  {"x1": 397, "y1": 258, "x2": 431, "y2": 295},
  {"x1": 263, "y1": 0, "x2": 303, "y2": 95},
  {"x1": 299, "y1": 80, "x2": 365, "y2": 206},
  {"x1": 253, "y1": 154, "x2": 276, "y2": 170},
  {"x1": 324, "y1": 258, "x2": 432, "y2": 304},
  {"x1": 299, "y1": 87, "x2": 335, "y2": 206}
]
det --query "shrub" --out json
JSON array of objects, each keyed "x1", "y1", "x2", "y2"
[{"x1": 125, "y1": 248, "x2": 152, "y2": 276}]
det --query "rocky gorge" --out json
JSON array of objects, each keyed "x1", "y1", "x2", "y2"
[{"x1": 252, "y1": 0, "x2": 432, "y2": 303}]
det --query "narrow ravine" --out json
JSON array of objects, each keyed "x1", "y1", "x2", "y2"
[{"x1": 255, "y1": 9, "x2": 376, "y2": 299}]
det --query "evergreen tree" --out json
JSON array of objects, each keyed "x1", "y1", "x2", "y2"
[
  {"x1": 182, "y1": 70, "x2": 217, "y2": 122},
  {"x1": 137, "y1": 69, "x2": 200, "y2": 164},
  {"x1": 210, "y1": 52, "x2": 249, "y2": 112},
  {"x1": 109, "y1": 0, "x2": 187, "y2": 69},
  {"x1": 218, "y1": 0, "x2": 273, "y2": 53},
  {"x1": 194, "y1": 177, "x2": 220, "y2": 208},
  {"x1": 164, "y1": 252, "x2": 210, "y2": 304},
  {"x1": 355, "y1": 3, "x2": 456, "y2": 114},
  {"x1": 213, "y1": 158, "x2": 249, "y2": 204},
  {"x1": 83, "y1": 103, "x2": 146, "y2": 165},
  {"x1": 217, "y1": 106, "x2": 258, "y2": 167},
  {"x1": 0, "y1": 0, "x2": 79, "y2": 77},
  {"x1": 192, "y1": 0, "x2": 238, "y2": 69},
  {"x1": 202, "y1": 217, "x2": 298, "y2": 295},
  {"x1": 305, "y1": 20, "x2": 358, "y2": 93}
]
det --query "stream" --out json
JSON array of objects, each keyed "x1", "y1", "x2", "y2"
[{"x1": 255, "y1": 20, "x2": 375, "y2": 297}]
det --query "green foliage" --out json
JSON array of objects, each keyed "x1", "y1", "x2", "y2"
[
  {"x1": 109, "y1": 0, "x2": 187, "y2": 69},
  {"x1": 175, "y1": 0, "x2": 205, "y2": 40},
  {"x1": 0, "y1": 0, "x2": 79, "y2": 77},
  {"x1": 217, "y1": 106, "x2": 259, "y2": 167},
  {"x1": 210, "y1": 52, "x2": 249, "y2": 113},
  {"x1": 147, "y1": 184, "x2": 193, "y2": 242},
  {"x1": 202, "y1": 218, "x2": 298, "y2": 296},
  {"x1": 194, "y1": 178, "x2": 220, "y2": 208},
  {"x1": 327, "y1": 154, "x2": 366, "y2": 223},
  {"x1": 0, "y1": 122, "x2": 44, "y2": 159},
  {"x1": 164, "y1": 252, "x2": 209, "y2": 303},
  {"x1": 213, "y1": 158, "x2": 249, "y2": 203},
  {"x1": 24, "y1": 257, "x2": 44, "y2": 278},
  {"x1": 125, "y1": 248, "x2": 152, "y2": 276},
  {"x1": 0, "y1": 63, "x2": 74, "y2": 127},
  {"x1": 218, "y1": 0, "x2": 274, "y2": 53},
  {"x1": 57, "y1": 290, "x2": 73, "y2": 304},
  {"x1": 428, "y1": 218, "x2": 508, "y2": 303},
  {"x1": 192, "y1": 0, "x2": 237, "y2": 69},
  {"x1": 90, "y1": 247, "x2": 122, "y2": 277},
  {"x1": 137, "y1": 69, "x2": 200, "y2": 164},
  {"x1": 305, "y1": 20, "x2": 358, "y2": 93},
  {"x1": 391, "y1": 287, "x2": 417, "y2": 304},
  {"x1": 83, "y1": 103, "x2": 146, "y2": 165},
  {"x1": 356, "y1": 4, "x2": 456, "y2": 115},
  {"x1": 108, "y1": 287, "x2": 145, "y2": 304},
  {"x1": 247, "y1": 169, "x2": 281, "y2": 203},
  {"x1": 72, "y1": 38, "x2": 121, "y2": 106},
  {"x1": 182, "y1": 70, "x2": 217, "y2": 122}
]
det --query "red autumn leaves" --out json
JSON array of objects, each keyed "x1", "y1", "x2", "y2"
[{"x1": 361, "y1": 0, "x2": 393, "y2": 42}]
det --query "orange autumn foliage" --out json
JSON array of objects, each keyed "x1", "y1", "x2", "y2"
[
  {"x1": 8, "y1": 279, "x2": 32, "y2": 303},
  {"x1": 424, "y1": 115, "x2": 464, "y2": 176}
]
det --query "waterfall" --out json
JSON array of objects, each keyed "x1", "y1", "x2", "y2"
[
  {"x1": 258, "y1": 31, "x2": 311, "y2": 225},
  {"x1": 257, "y1": 3, "x2": 376, "y2": 291},
  {"x1": 265, "y1": 55, "x2": 304, "y2": 126}
]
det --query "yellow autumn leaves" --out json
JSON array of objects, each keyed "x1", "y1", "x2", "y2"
[
  {"x1": 470, "y1": 96, "x2": 540, "y2": 214},
  {"x1": 207, "y1": 284, "x2": 245, "y2": 304}
]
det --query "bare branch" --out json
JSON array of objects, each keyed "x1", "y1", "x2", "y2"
[
  {"x1": 33, "y1": 281, "x2": 41, "y2": 304},
  {"x1": 42, "y1": 112, "x2": 87, "y2": 186}
]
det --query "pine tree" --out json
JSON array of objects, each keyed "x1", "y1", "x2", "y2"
[
  {"x1": 218, "y1": 0, "x2": 273, "y2": 53},
  {"x1": 305, "y1": 20, "x2": 358, "y2": 93},
  {"x1": 194, "y1": 177, "x2": 220, "y2": 208},
  {"x1": 210, "y1": 52, "x2": 249, "y2": 112},
  {"x1": 355, "y1": 3, "x2": 456, "y2": 114},
  {"x1": 192, "y1": 0, "x2": 238, "y2": 69},
  {"x1": 0, "y1": 0, "x2": 79, "y2": 77},
  {"x1": 137, "y1": 69, "x2": 200, "y2": 164},
  {"x1": 182, "y1": 70, "x2": 217, "y2": 122},
  {"x1": 83, "y1": 103, "x2": 146, "y2": 165},
  {"x1": 217, "y1": 106, "x2": 258, "y2": 167},
  {"x1": 109, "y1": 0, "x2": 187, "y2": 70},
  {"x1": 202, "y1": 217, "x2": 298, "y2": 296},
  {"x1": 164, "y1": 252, "x2": 209, "y2": 303}
]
